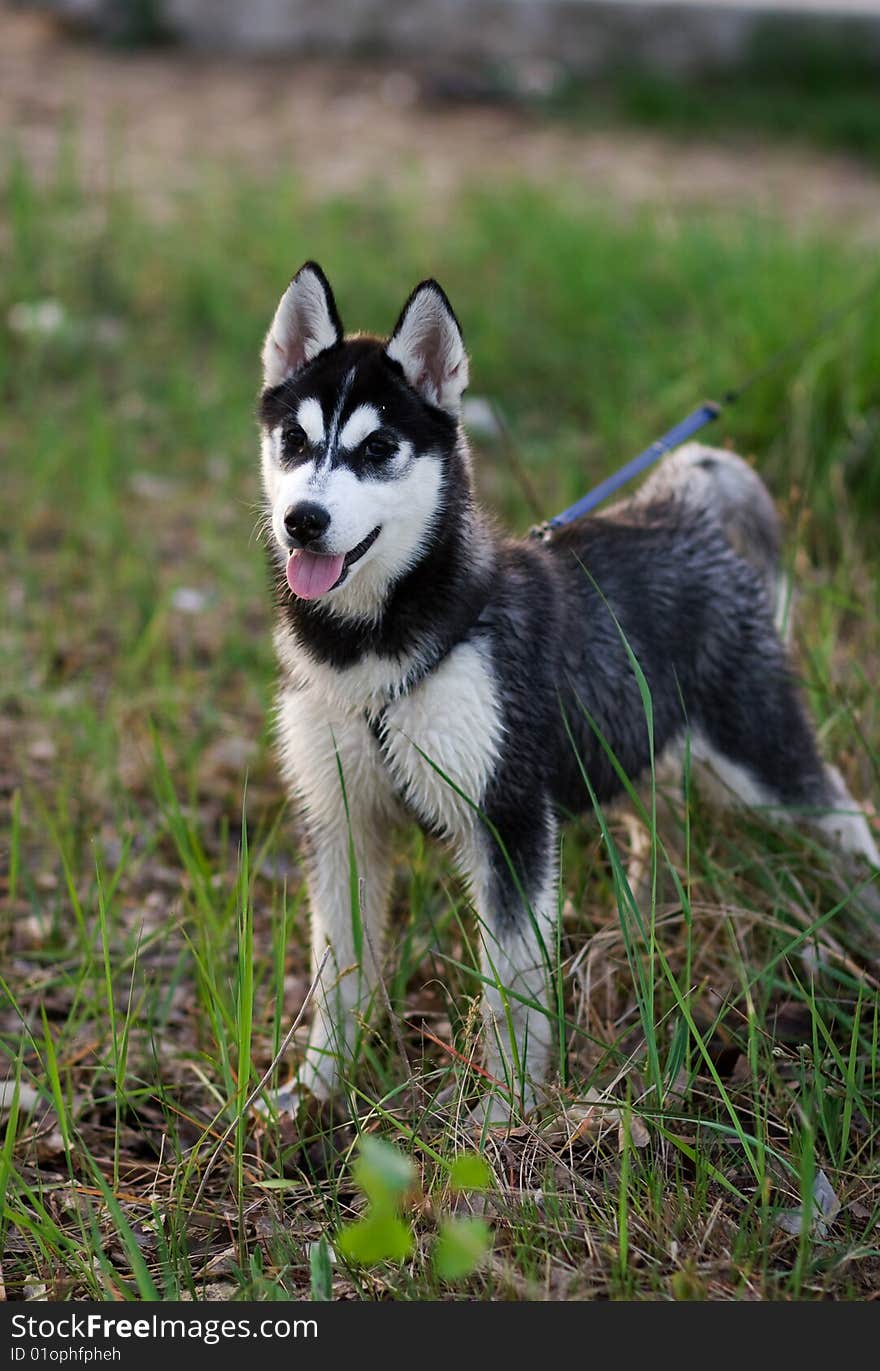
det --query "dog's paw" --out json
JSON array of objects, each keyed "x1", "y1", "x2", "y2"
[
  {"x1": 464, "y1": 1089, "x2": 527, "y2": 1137},
  {"x1": 273, "y1": 1081, "x2": 306, "y2": 1118},
  {"x1": 463, "y1": 1079, "x2": 551, "y2": 1137},
  {"x1": 254, "y1": 1080, "x2": 318, "y2": 1122}
]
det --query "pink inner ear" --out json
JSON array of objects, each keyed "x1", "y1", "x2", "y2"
[
  {"x1": 386, "y1": 285, "x2": 467, "y2": 410},
  {"x1": 416, "y1": 364, "x2": 439, "y2": 404},
  {"x1": 420, "y1": 326, "x2": 461, "y2": 401},
  {"x1": 265, "y1": 268, "x2": 341, "y2": 386},
  {"x1": 272, "y1": 332, "x2": 307, "y2": 378}
]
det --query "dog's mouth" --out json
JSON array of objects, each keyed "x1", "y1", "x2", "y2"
[{"x1": 285, "y1": 526, "x2": 381, "y2": 601}]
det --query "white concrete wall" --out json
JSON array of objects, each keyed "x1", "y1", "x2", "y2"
[{"x1": 24, "y1": 0, "x2": 880, "y2": 68}]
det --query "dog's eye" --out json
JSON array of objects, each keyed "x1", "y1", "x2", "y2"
[
  {"x1": 363, "y1": 434, "x2": 396, "y2": 462},
  {"x1": 282, "y1": 424, "x2": 307, "y2": 454}
]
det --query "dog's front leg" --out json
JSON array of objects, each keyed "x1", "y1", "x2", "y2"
[
  {"x1": 462, "y1": 805, "x2": 560, "y2": 1125},
  {"x1": 276, "y1": 688, "x2": 397, "y2": 1111},
  {"x1": 295, "y1": 815, "x2": 394, "y2": 1103}
]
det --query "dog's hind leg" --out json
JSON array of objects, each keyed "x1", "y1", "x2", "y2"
[
  {"x1": 461, "y1": 799, "x2": 560, "y2": 1125},
  {"x1": 814, "y1": 763, "x2": 880, "y2": 867},
  {"x1": 692, "y1": 668, "x2": 879, "y2": 869}
]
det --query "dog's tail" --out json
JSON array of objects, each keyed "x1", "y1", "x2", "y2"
[{"x1": 638, "y1": 441, "x2": 789, "y2": 632}]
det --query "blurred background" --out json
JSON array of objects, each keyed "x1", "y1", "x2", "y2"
[
  {"x1": 9, "y1": 1, "x2": 880, "y2": 205},
  {"x1": 3, "y1": 0, "x2": 880, "y2": 1301}
]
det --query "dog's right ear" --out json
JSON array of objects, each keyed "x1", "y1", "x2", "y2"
[
  {"x1": 386, "y1": 281, "x2": 468, "y2": 413},
  {"x1": 261, "y1": 262, "x2": 343, "y2": 388}
]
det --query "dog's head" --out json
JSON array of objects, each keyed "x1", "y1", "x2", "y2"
[{"x1": 259, "y1": 262, "x2": 469, "y2": 616}]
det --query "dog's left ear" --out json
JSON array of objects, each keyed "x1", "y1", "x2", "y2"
[
  {"x1": 386, "y1": 281, "x2": 469, "y2": 414},
  {"x1": 262, "y1": 261, "x2": 343, "y2": 388}
]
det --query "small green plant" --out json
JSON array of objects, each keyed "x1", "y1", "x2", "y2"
[
  {"x1": 434, "y1": 1153, "x2": 494, "y2": 1281},
  {"x1": 336, "y1": 1136, "x2": 418, "y2": 1265},
  {"x1": 335, "y1": 1136, "x2": 492, "y2": 1281}
]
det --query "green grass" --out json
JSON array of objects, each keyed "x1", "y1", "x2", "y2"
[{"x1": 1, "y1": 155, "x2": 880, "y2": 1300}]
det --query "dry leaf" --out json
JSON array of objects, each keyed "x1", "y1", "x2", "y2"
[
  {"x1": 620, "y1": 1114, "x2": 650, "y2": 1150},
  {"x1": 542, "y1": 1090, "x2": 648, "y2": 1148}
]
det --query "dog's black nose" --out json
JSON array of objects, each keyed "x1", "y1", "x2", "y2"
[{"x1": 284, "y1": 501, "x2": 331, "y2": 547}]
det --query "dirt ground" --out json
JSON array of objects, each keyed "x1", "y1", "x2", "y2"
[{"x1": 5, "y1": 10, "x2": 880, "y2": 231}]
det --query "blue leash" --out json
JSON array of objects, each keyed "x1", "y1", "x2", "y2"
[
  {"x1": 529, "y1": 270, "x2": 880, "y2": 540},
  {"x1": 537, "y1": 400, "x2": 721, "y2": 535}
]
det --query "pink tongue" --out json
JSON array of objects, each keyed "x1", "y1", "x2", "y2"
[{"x1": 286, "y1": 550, "x2": 345, "y2": 600}]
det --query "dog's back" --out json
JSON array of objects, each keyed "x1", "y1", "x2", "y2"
[{"x1": 505, "y1": 468, "x2": 787, "y2": 814}]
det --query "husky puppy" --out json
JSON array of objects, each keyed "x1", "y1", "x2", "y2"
[{"x1": 258, "y1": 262, "x2": 878, "y2": 1122}]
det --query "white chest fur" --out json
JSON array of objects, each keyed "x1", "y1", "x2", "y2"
[
  {"x1": 277, "y1": 634, "x2": 505, "y2": 844},
  {"x1": 380, "y1": 638, "x2": 505, "y2": 840},
  {"x1": 275, "y1": 624, "x2": 431, "y2": 716}
]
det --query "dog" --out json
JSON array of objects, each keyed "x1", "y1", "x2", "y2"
[{"x1": 258, "y1": 261, "x2": 879, "y2": 1123}]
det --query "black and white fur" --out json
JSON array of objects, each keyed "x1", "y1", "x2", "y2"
[{"x1": 258, "y1": 263, "x2": 879, "y2": 1122}]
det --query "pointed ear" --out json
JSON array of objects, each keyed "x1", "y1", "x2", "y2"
[
  {"x1": 261, "y1": 262, "x2": 343, "y2": 388},
  {"x1": 386, "y1": 281, "x2": 469, "y2": 413}
]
